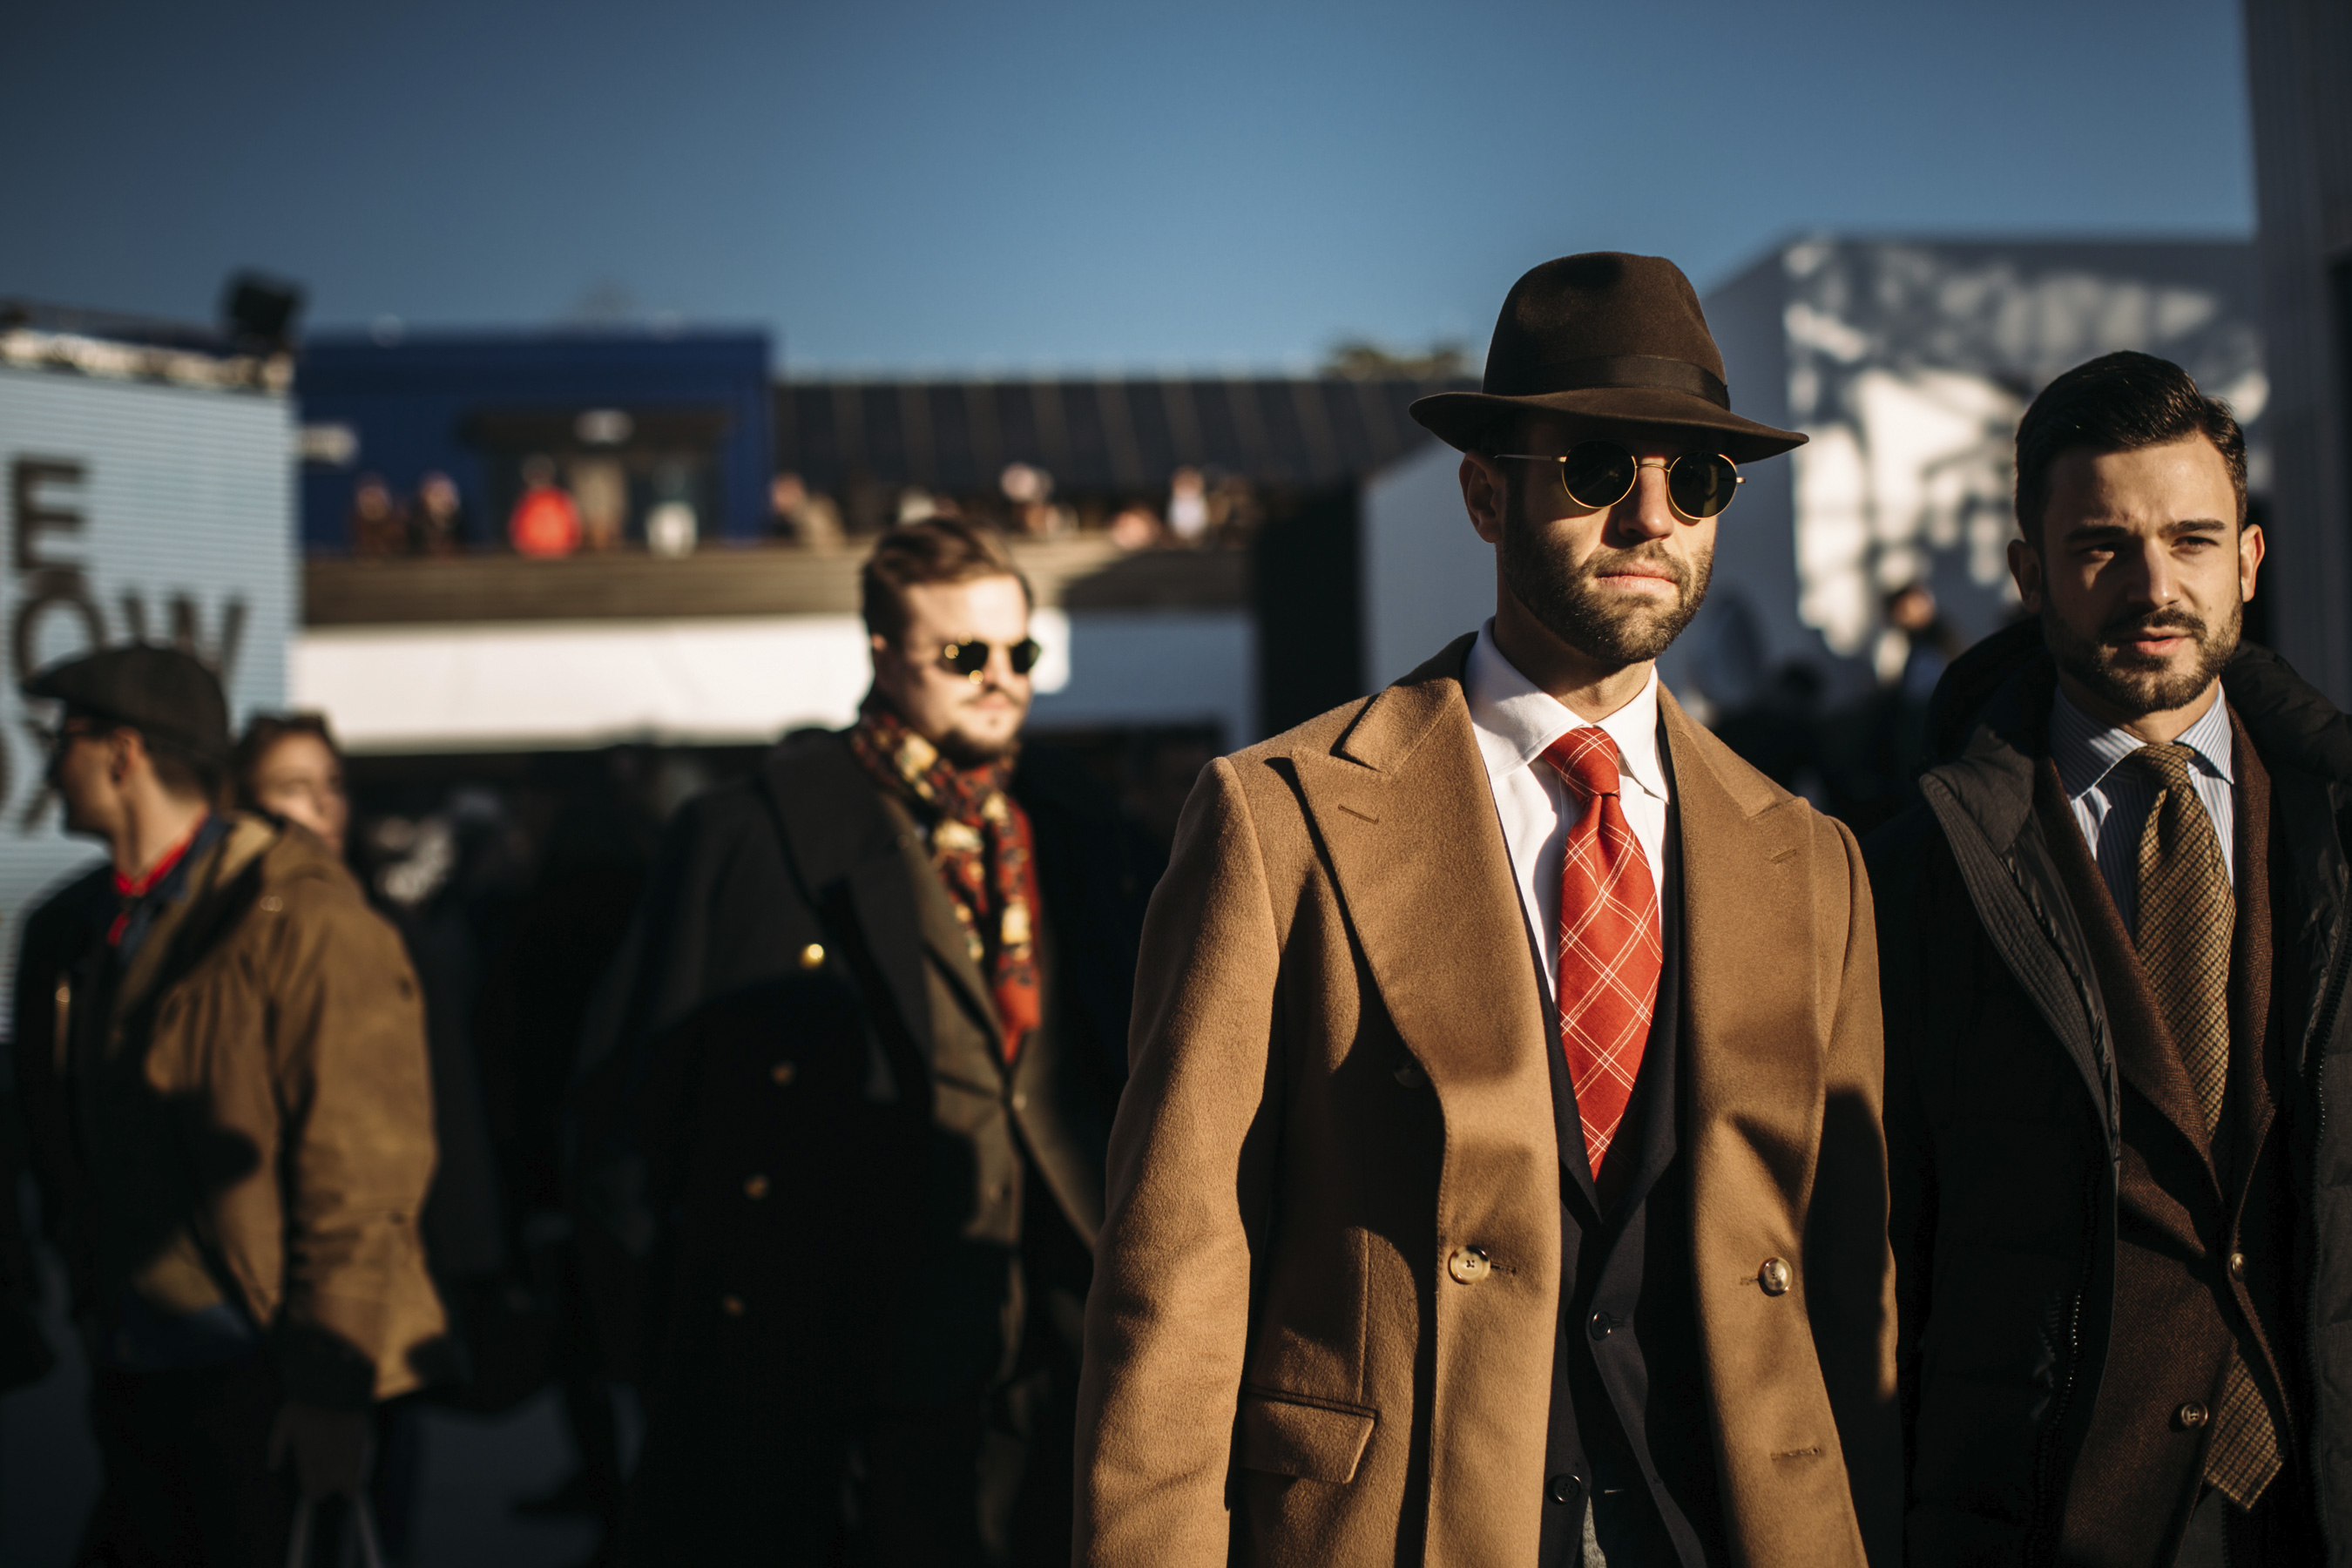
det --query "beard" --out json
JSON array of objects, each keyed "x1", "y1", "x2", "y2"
[
  {"x1": 2042, "y1": 597, "x2": 2239, "y2": 717},
  {"x1": 935, "y1": 691, "x2": 1029, "y2": 767},
  {"x1": 1500, "y1": 508, "x2": 1713, "y2": 666}
]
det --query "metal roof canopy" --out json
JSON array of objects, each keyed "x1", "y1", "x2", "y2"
[{"x1": 773, "y1": 375, "x2": 1469, "y2": 494}]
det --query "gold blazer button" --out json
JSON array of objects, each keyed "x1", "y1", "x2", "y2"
[
  {"x1": 799, "y1": 943, "x2": 826, "y2": 970},
  {"x1": 1447, "y1": 1247, "x2": 1490, "y2": 1285},
  {"x1": 1758, "y1": 1258, "x2": 1793, "y2": 1296}
]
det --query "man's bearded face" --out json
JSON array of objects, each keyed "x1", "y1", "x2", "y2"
[{"x1": 1499, "y1": 476, "x2": 1714, "y2": 666}]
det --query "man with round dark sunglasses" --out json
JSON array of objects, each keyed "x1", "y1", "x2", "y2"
[
  {"x1": 578, "y1": 517, "x2": 1160, "y2": 1565},
  {"x1": 938, "y1": 636, "x2": 1044, "y2": 679},
  {"x1": 1077, "y1": 253, "x2": 1896, "y2": 1568}
]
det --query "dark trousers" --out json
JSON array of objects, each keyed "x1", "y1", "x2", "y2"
[
  {"x1": 78, "y1": 1355, "x2": 294, "y2": 1568},
  {"x1": 856, "y1": 1182, "x2": 1091, "y2": 1568}
]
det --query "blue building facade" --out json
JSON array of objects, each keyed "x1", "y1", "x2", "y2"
[{"x1": 295, "y1": 330, "x2": 773, "y2": 552}]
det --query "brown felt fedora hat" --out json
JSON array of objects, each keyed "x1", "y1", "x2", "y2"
[{"x1": 1411, "y1": 252, "x2": 1805, "y2": 463}]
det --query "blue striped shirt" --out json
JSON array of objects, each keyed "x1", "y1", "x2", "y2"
[{"x1": 2048, "y1": 686, "x2": 2236, "y2": 937}]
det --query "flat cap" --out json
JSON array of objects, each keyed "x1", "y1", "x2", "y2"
[{"x1": 23, "y1": 645, "x2": 231, "y2": 761}]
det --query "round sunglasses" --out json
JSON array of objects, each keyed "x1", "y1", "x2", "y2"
[
  {"x1": 936, "y1": 637, "x2": 1043, "y2": 681},
  {"x1": 1493, "y1": 441, "x2": 1742, "y2": 522}
]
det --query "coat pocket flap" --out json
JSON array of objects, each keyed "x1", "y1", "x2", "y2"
[{"x1": 1234, "y1": 1388, "x2": 1376, "y2": 1484}]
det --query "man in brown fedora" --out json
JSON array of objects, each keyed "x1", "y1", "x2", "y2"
[{"x1": 1073, "y1": 253, "x2": 1898, "y2": 1567}]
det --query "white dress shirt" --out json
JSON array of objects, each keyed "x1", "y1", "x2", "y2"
[{"x1": 1463, "y1": 620, "x2": 1673, "y2": 1007}]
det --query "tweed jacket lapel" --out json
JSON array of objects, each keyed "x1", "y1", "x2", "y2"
[
  {"x1": 2033, "y1": 757, "x2": 2221, "y2": 1199},
  {"x1": 1288, "y1": 639, "x2": 1554, "y2": 1139}
]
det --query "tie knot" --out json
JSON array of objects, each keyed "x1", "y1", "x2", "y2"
[
  {"x1": 2127, "y1": 741, "x2": 2201, "y2": 793},
  {"x1": 1542, "y1": 726, "x2": 1623, "y2": 800}
]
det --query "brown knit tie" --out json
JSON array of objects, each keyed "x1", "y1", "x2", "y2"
[{"x1": 2128, "y1": 742, "x2": 2281, "y2": 1508}]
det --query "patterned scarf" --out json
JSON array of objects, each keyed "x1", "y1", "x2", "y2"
[{"x1": 848, "y1": 701, "x2": 1043, "y2": 1061}]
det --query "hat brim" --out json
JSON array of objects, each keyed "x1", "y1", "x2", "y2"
[
  {"x1": 1409, "y1": 387, "x2": 1806, "y2": 464},
  {"x1": 19, "y1": 668, "x2": 228, "y2": 761}
]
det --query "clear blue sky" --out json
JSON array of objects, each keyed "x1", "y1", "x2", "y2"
[{"x1": 3, "y1": 0, "x2": 2253, "y2": 373}]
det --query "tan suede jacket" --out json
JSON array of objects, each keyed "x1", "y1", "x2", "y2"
[{"x1": 24, "y1": 814, "x2": 446, "y2": 1408}]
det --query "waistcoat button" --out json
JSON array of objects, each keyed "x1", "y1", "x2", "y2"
[
  {"x1": 771, "y1": 1061, "x2": 797, "y2": 1087},
  {"x1": 1447, "y1": 1247, "x2": 1490, "y2": 1284},
  {"x1": 720, "y1": 1294, "x2": 746, "y2": 1317},
  {"x1": 1588, "y1": 1311, "x2": 1613, "y2": 1341},
  {"x1": 2177, "y1": 1402, "x2": 2210, "y2": 1429},
  {"x1": 1547, "y1": 1472, "x2": 1585, "y2": 1506},
  {"x1": 2227, "y1": 1251, "x2": 2247, "y2": 1281},
  {"x1": 1758, "y1": 1257, "x2": 1793, "y2": 1296},
  {"x1": 799, "y1": 943, "x2": 826, "y2": 970},
  {"x1": 743, "y1": 1173, "x2": 770, "y2": 1200}
]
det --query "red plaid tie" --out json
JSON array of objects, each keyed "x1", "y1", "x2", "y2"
[{"x1": 1543, "y1": 727, "x2": 1662, "y2": 1188}]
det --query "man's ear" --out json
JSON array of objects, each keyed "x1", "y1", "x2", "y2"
[
  {"x1": 107, "y1": 728, "x2": 144, "y2": 787},
  {"x1": 1460, "y1": 453, "x2": 1508, "y2": 546},
  {"x1": 2007, "y1": 535, "x2": 2044, "y2": 614},
  {"x1": 2240, "y1": 519, "x2": 2266, "y2": 605}
]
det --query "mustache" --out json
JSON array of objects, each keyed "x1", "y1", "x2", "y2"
[{"x1": 2099, "y1": 608, "x2": 2207, "y2": 643}]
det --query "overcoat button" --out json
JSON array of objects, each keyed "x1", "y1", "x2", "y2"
[
  {"x1": 1588, "y1": 1311, "x2": 1613, "y2": 1341},
  {"x1": 2227, "y1": 1252, "x2": 2247, "y2": 1281},
  {"x1": 1447, "y1": 1247, "x2": 1490, "y2": 1284},
  {"x1": 2177, "y1": 1402, "x2": 2210, "y2": 1429},
  {"x1": 799, "y1": 943, "x2": 826, "y2": 970},
  {"x1": 771, "y1": 1061, "x2": 797, "y2": 1086},
  {"x1": 1758, "y1": 1258, "x2": 1793, "y2": 1296},
  {"x1": 1547, "y1": 1472, "x2": 1585, "y2": 1506},
  {"x1": 743, "y1": 1173, "x2": 770, "y2": 1200},
  {"x1": 720, "y1": 1294, "x2": 746, "y2": 1317}
]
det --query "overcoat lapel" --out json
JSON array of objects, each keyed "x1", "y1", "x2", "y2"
[
  {"x1": 876, "y1": 794, "x2": 1004, "y2": 1057},
  {"x1": 1667, "y1": 691, "x2": 1830, "y2": 1220},
  {"x1": 1288, "y1": 646, "x2": 1551, "y2": 1125},
  {"x1": 760, "y1": 740, "x2": 935, "y2": 1063},
  {"x1": 2032, "y1": 760, "x2": 2221, "y2": 1196}
]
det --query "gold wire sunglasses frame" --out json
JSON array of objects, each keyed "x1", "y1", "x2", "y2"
[
  {"x1": 936, "y1": 638, "x2": 1044, "y2": 682},
  {"x1": 1491, "y1": 443, "x2": 1743, "y2": 522}
]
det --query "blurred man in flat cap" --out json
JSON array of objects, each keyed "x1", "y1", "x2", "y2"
[
  {"x1": 1075, "y1": 253, "x2": 1897, "y2": 1567},
  {"x1": 10, "y1": 645, "x2": 445, "y2": 1566}
]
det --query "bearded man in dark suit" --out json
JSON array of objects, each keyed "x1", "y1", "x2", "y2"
[{"x1": 1870, "y1": 352, "x2": 2352, "y2": 1565}]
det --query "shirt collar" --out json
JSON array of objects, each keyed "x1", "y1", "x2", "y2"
[
  {"x1": 2049, "y1": 683, "x2": 2235, "y2": 801},
  {"x1": 1463, "y1": 620, "x2": 1667, "y2": 802}
]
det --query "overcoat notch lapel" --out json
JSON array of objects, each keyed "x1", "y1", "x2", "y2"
[
  {"x1": 761, "y1": 742, "x2": 936, "y2": 1063},
  {"x1": 1666, "y1": 693, "x2": 1831, "y2": 1202},
  {"x1": 1292, "y1": 672, "x2": 1549, "y2": 1098}
]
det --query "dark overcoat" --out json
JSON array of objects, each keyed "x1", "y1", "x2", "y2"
[
  {"x1": 573, "y1": 729, "x2": 1158, "y2": 1561},
  {"x1": 1868, "y1": 622, "x2": 2352, "y2": 1565}
]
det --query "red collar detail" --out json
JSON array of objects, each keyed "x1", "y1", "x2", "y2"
[{"x1": 112, "y1": 820, "x2": 204, "y2": 902}]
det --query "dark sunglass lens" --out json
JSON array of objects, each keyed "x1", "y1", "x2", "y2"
[
  {"x1": 1558, "y1": 442, "x2": 1638, "y2": 510},
  {"x1": 944, "y1": 642, "x2": 989, "y2": 676},
  {"x1": 1668, "y1": 455, "x2": 1738, "y2": 518},
  {"x1": 1008, "y1": 639, "x2": 1043, "y2": 676}
]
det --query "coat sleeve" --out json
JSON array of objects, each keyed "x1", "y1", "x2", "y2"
[
  {"x1": 1074, "y1": 757, "x2": 1283, "y2": 1566},
  {"x1": 268, "y1": 882, "x2": 447, "y2": 1407},
  {"x1": 1807, "y1": 815, "x2": 1903, "y2": 1565}
]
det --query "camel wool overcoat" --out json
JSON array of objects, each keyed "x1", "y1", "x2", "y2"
[{"x1": 1074, "y1": 637, "x2": 1900, "y2": 1567}]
